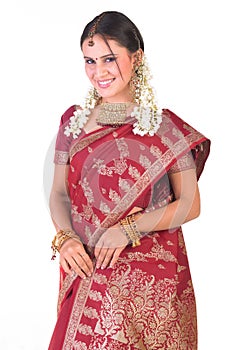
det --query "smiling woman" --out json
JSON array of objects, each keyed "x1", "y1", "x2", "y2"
[
  {"x1": 48, "y1": 10, "x2": 210, "y2": 350},
  {"x1": 82, "y1": 37, "x2": 138, "y2": 103}
]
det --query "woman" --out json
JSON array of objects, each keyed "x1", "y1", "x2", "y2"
[{"x1": 48, "y1": 11, "x2": 210, "y2": 350}]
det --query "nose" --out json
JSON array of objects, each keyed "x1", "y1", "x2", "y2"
[{"x1": 94, "y1": 61, "x2": 108, "y2": 78}]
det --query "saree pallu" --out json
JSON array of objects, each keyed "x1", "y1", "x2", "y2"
[{"x1": 49, "y1": 107, "x2": 210, "y2": 350}]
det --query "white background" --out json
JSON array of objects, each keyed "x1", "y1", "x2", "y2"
[{"x1": 0, "y1": 0, "x2": 239, "y2": 349}]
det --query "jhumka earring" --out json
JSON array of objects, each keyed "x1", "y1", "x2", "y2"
[{"x1": 84, "y1": 86, "x2": 101, "y2": 109}]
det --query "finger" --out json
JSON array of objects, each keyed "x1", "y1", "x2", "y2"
[
  {"x1": 109, "y1": 247, "x2": 124, "y2": 268},
  {"x1": 68, "y1": 256, "x2": 90, "y2": 279},
  {"x1": 60, "y1": 258, "x2": 72, "y2": 275},
  {"x1": 94, "y1": 239, "x2": 103, "y2": 260},
  {"x1": 74, "y1": 253, "x2": 93, "y2": 276},
  {"x1": 79, "y1": 252, "x2": 94, "y2": 273},
  {"x1": 100, "y1": 248, "x2": 115, "y2": 269},
  {"x1": 95, "y1": 247, "x2": 108, "y2": 269},
  {"x1": 60, "y1": 240, "x2": 93, "y2": 276}
]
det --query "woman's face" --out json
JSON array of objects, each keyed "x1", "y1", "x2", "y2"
[{"x1": 82, "y1": 35, "x2": 137, "y2": 103}]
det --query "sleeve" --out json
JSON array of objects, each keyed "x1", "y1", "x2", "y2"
[
  {"x1": 54, "y1": 105, "x2": 76, "y2": 165},
  {"x1": 168, "y1": 152, "x2": 196, "y2": 174}
]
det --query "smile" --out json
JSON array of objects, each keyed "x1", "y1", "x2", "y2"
[{"x1": 97, "y1": 79, "x2": 114, "y2": 88}]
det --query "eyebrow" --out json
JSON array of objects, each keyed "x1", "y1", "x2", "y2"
[{"x1": 83, "y1": 53, "x2": 118, "y2": 60}]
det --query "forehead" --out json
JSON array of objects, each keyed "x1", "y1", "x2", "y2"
[{"x1": 82, "y1": 34, "x2": 129, "y2": 57}]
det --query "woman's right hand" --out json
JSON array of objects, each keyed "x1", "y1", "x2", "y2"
[{"x1": 59, "y1": 239, "x2": 94, "y2": 279}]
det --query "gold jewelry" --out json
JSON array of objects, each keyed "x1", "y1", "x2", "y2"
[
  {"x1": 119, "y1": 214, "x2": 141, "y2": 247},
  {"x1": 51, "y1": 229, "x2": 81, "y2": 260},
  {"x1": 96, "y1": 103, "x2": 131, "y2": 127},
  {"x1": 84, "y1": 86, "x2": 101, "y2": 110},
  {"x1": 88, "y1": 14, "x2": 105, "y2": 46}
]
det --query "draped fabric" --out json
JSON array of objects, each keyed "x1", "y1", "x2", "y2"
[{"x1": 49, "y1": 106, "x2": 210, "y2": 350}]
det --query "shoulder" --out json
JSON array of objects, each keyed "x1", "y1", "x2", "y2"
[
  {"x1": 60, "y1": 104, "x2": 82, "y2": 125},
  {"x1": 161, "y1": 108, "x2": 200, "y2": 134},
  {"x1": 162, "y1": 108, "x2": 186, "y2": 126}
]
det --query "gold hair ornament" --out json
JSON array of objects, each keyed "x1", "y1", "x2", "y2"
[{"x1": 88, "y1": 14, "x2": 105, "y2": 46}]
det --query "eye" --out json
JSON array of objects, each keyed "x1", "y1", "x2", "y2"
[
  {"x1": 105, "y1": 56, "x2": 116, "y2": 63},
  {"x1": 85, "y1": 58, "x2": 95, "y2": 64}
]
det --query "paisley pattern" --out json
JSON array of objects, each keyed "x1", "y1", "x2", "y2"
[{"x1": 48, "y1": 106, "x2": 210, "y2": 350}]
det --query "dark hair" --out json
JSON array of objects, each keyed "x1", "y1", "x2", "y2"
[{"x1": 80, "y1": 11, "x2": 144, "y2": 53}]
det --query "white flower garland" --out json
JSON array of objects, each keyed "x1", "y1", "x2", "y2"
[
  {"x1": 64, "y1": 106, "x2": 162, "y2": 138},
  {"x1": 131, "y1": 106, "x2": 162, "y2": 136},
  {"x1": 64, "y1": 109, "x2": 91, "y2": 139}
]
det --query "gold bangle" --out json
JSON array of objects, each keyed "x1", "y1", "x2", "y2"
[
  {"x1": 119, "y1": 214, "x2": 141, "y2": 248},
  {"x1": 127, "y1": 214, "x2": 141, "y2": 247},
  {"x1": 51, "y1": 229, "x2": 80, "y2": 260}
]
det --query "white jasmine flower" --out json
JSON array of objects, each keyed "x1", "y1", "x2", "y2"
[
  {"x1": 131, "y1": 106, "x2": 162, "y2": 136},
  {"x1": 64, "y1": 109, "x2": 91, "y2": 139}
]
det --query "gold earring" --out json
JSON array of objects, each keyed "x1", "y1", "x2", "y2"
[{"x1": 84, "y1": 87, "x2": 101, "y2": 109}]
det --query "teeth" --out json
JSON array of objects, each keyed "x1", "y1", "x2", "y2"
[{"x1": 98, "y1": 79, "x2": 112, "y2": 86}]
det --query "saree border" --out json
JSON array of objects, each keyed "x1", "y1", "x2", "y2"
[
  {"x1": 62, "y1": 276, "x2": 95, "y2": 350},
  {"x1": 69, "y1": 128, "x2": 115, "y2": 161}
]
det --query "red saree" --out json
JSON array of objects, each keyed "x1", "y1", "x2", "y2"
[{"x1": 49, "y1": 106, "x2": 210, "y2": 350}]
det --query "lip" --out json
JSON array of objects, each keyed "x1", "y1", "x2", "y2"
[{"x1": 97, "y1": 78, "x2": 115, "y2": 88}]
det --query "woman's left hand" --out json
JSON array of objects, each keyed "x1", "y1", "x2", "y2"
[{"x1": 94, "y1": 224, "x2": 128, "y2": 269}]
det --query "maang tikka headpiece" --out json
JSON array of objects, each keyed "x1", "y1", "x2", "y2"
[{"x1": 88, "y1": 14, "x2": 105, "y2": 46}]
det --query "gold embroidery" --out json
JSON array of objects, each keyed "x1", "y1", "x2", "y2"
[
  {"x1": 115, "y1": 137, "x2": 130, "y2": 158},
  {"x1": 63, "y1": 278, "x2": 93, "y2": 349},
  {"x1": 81, "y1": 178, "x2": 94, "y2": 203},
  {"x1": 83, "y1": 306, "x2": 99, "y2": 319},
  {"x1": 139, "y1": 154, "x2": 152, "y2": 169},
  {"x1": 92, "y1": 158, "x2": 128, "y2": 176},
  {"x1": 109, "y1": 188, "x2": 121, "y2": 204},
  {"x1": 168, "y1": 152, "x2": 195, "y2": 174},
  {"x1": 54, "y1": 150, "x2": 69, "y2": 165},
  {"x1": 78, "y1": 323, "x2": 94, "y2": 336},
  {"x1": 93, "y1": 272, "x2": 108, "y2": 285},
  {"x1": 57, "y1": 271, "x2": 78, "y2": 314},
  {"x1": 172, "y1": 127, "x2": 184, "y2": 139},
  {"x1": 100, "y1": 201, "x2": 111, "y2": 214},
  {"x1": 60, "y1": 114, "x2": 205, "y2": 348},
  {"x1": 89, "y1": 290, "x2": 103, "y2": 301},
  {"x1": 118, "y1": 177, "x2": 130, "y2": 192},
  {"x1": 92, "y1": 261, "x2": 197, "y2": 349},
  {"x1": 178, "y1": 228, "x2": 187, "y2": 255},
  {"x1": 128, "y1": 164, "x2": 141, "y2": 180},
  {"x1": 177, "y1": 265, "x2": 187, "y2": 272},
  {"x1": 73, "y1": 340, "x2": 88, "y2": 350},
  {"x1": 120, "y1": 237, "x2": 177, "y2": 265},
  {"x1": 70, "y1": 128, "x2": 114, "y2": 160}
]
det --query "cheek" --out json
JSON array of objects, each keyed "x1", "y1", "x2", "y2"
[
  {"x1": 85, "y1": 66, "x2": 94, "y2": 79},
  {"x1": 120, "y1": 60, "x2": 134, "y2": 79}
]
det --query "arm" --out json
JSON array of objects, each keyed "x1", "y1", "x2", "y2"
[
  {"x1": 137, "y1": 168, "x2": 200, "y2": 232},
  {"x1": 49, "y1": 164, "x2": 72, "y2": 230},
  {"x1": 50, "y1": 164, "x2": 93, "y2": 278},
  {"x1": 95, "y1": 168, "x2": 200, "y2": 269}
]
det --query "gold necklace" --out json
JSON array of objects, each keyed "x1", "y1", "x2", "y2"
[{"x1": 96, "y1": 103, "x2": 131, "y2": 127}]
